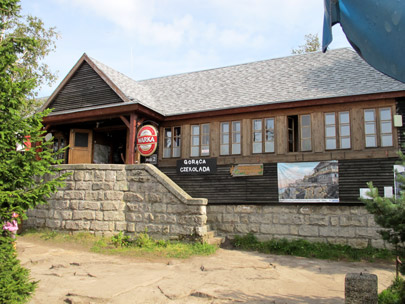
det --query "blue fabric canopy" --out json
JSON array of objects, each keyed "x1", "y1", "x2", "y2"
[{"x1": 323, "y1": 0, "x2": 405, "y2": 83}]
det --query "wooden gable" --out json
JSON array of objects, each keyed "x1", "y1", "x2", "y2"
[{"x1": 47, "y1": 61, "x2": 124, "y2": 113}]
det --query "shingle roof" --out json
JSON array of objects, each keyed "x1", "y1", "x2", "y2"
[{"x1": 91, "y1": 48, "x2": 405, "y2": 117}]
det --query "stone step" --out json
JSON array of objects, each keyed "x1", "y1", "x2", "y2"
[{"x1": 206, "y1": 236, "x2": 224, "y2": 246}]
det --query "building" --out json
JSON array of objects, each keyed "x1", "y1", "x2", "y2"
[{"x1": 37, "y1": 48, "x2": 405, "y2": 246}]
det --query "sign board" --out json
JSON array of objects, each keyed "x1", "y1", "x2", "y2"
[
  {"x1": 230, "y1": 164, "x2": 263, "y2": 177},
  {"x1": 177, "y1": 158, "x2": 217, "y2": 174},
  {"x1": 145, "y1": 154, "x2": 158, "y2": 165},
  {"x1": 277, "y1": 161, "x2": 339, "y2": 203},
  {"x1": 136, "y1": 125, "x2": 158, "y2": 156}
]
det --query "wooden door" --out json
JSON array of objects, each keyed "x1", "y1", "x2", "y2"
[{"x1": 68, "y1": 129, "x2": 93, "y2": 164}]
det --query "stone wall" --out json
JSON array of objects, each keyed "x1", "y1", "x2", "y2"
[
  {"x1": 26, "y1": 164, "x2": 208, "y2": 239},
  {"x1": 207, "y1": 204, "x2": 386, "y2": 249}
]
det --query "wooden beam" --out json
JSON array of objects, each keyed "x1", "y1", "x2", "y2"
[{"x1": 120, "y1": 115, "x2": 130, "y2": 128}]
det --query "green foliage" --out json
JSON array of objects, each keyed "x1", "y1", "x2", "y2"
[
  {"x1": 0, "y1": 236, "x2": 37, "y2": 303},
  {"x1": 110, "y1": 231, "x2": 131, "y2": 248},
  {"x1": 232, "y1": 233, "x2": 394, "y2": 262},
  {"x1": 291, "y1": 33, "x2": 321, "y2": 55},
  {"x1": 0, "y1": 0, "x2": 65, "y2": 222},
  {"x1": 379, "y1": 277, "x2": 405, "y2": 304},
  {"x1": 362, "y1": 152, "x2": 405, "y2": 274}
]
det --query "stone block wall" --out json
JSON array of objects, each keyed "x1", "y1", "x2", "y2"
[
  {"x1": 26, "y1": 164, "x2": 208, "y2": 239},
  {"x1": 207, "y1": 204, "x2": 387, "y2": 249}
]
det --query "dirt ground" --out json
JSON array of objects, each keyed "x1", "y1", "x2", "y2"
[{"x1": 17, "y1": 237, "x2": 395, "y2": 304}]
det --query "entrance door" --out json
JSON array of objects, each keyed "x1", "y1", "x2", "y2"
[{"x1": 68, "y1": 129, "x2": 93, "y2": 164}]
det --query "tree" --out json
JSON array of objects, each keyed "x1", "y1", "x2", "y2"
[
  {"x1": 291, "y1": 33, "x2": 320, "y2": 55},
  {"x1": 362, "y1": 152, "x2": 405, "y2": 303}
]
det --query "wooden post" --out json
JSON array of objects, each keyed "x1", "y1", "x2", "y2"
[{"x1": 128, "y1": 113, "x2": 137, "y2": 164}]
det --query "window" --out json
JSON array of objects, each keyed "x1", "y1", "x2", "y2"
[
  {"x1": 364, "y1": 108, "x2": 393, "y2": 147},
  {"x1": 325, "y1": 111, "x2": 351, "y2": 150},
  {"x1": 287, "y1": 115, "x2": 311, "y2": 152},
  {"x1": 191, "y1": 124, "x2": 210, "y2": 157},
  {"x1": 220, "y1": 121, "x2": 241, "y2": 155},
  {"x1": 252, "y1": 118, "x2": 275, "y2": 153},
  {"x1": 163, "y1": 127, "x2": 181, "y2": 158}
]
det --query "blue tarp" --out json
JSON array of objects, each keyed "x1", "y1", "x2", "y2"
[{"x1": 323, "y1": 0, "x2": 405, "y2": 83}]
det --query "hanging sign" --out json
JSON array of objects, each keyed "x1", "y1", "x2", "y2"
[
  {"x1": 136, "y1": 125, "x2": 158, "y2": 156},
  {"x1": 230, "y1": 164, "x2": 263, "y2": 177}
]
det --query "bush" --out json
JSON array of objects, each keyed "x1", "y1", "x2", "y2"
[
  {"x1": 0, "y1": 236, "x2": 37, "y2": 303},
  {"x1": 379, "y1": 277, "x2": 405, "y2": 304}
]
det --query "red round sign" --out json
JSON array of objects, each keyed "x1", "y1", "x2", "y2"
[{"x1": 136, "y1": 125, "x2": 158, "y2": 156}]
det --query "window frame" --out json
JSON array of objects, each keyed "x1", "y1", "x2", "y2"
[
  {"x1": 364, "y1": 107, "x2": 393, "y2": 148},
  {"x1": 220, "y1": 120, "x2": 241, "y2": 156},
  {"x1": 252, "y1": 118, "x2": 275, "y2": 154},
  {"x1": 163, "y1": 126, "x2": 181, "y2": 158},
  {"x1": 191, "y1": 123, "x2": 210, "y2": 157},
  {"x1": 324, "y1": 111, "x2": 351, "y2": 150}
]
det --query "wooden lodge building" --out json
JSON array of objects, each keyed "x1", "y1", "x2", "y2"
[
  {"x1": 35, "y1": 48, "x2": 405, "y2": 246},
  {"x1": 42, "y1": 48, "x2": 405, "y2": 205}
]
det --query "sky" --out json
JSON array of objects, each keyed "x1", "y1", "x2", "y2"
[{"x1": 20, "y1": 0, "x2": 351, "y2": 98}]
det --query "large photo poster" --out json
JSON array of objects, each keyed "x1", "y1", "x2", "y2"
[{"x1": 277, "y1": 161, "x2": 339, "y2": 203}]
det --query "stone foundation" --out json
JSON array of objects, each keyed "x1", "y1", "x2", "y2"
[
  {"x1": 207, "y1": 204, "x2": 387, "y2": 249},
  {"x1": 26, "y1": 164, "x2": 208, "y2": 240}
]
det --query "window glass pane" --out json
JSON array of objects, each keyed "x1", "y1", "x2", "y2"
[
  {"x1": 192, "y1": 136, "x2": 199, "y2": 146},
  {"x1": 325, "y1": 113, "x2": 335, "y2": 124},
  {"x1": 191, "y1": 125, "x2": 199, "y2": 135},
  {"x1": 326, "y1": 139, "x2": 336, "y2": 150},
  {"x1": 326, "y1": 126, "x2": 336, "y2": 137},
  {"x1": 266, "y1": 131, "x2": 274, "y2": 141},
  {"x1": 340, "y1": 125, "x2": 350, "y2": 136},
  {"x1": 202, "y1": 135, "x2": 209, "y2": 145},
  {"x1": 233, "y1": 133, "x2": 241, "y2": 143},
  {"x1": 364, "y1": 110, "x2": 375, "y2": 121},
  {"x1": 340, "y1": 137, "x2": 351, "y2": 149},
  {"x1": 301, "y1": 139, "x2": 311, "y2": 151},
  {"x1": 266, "y1": 118, "x2": 274, "y2": 129},
  {"x1": 302, "y1": 127, "x2": 311, "y2": 138},
  {"x1": 174, "y1": 127, "x2": 181, "y2": 137},
  {"x1": 381, "y1": 135, "x2": 393, "y2": 147},
  {"x1": 165, "y1": 128, "x2": 172, "y2": 138},
  {"x1": 202, "y1": 124, "x2": 210, "y2": 134},
  {"x1": 174, "y1": 137, "x2": 181, "y2": 147},
  {"x1": 173, "y1": 147, "x2": 180, "y2": 157},
  {"x1": 221, "y1": 122, "x2": 229, "y2": 133},
  {"x1": 265, "y1": 141, "x2": 274, "y2": 153},
  {"x1": 191, "y1": 147, "x2": 199, "y2": 156},
  {"x1": 380, "y1": 108, "x2": 391, "y2": 120},
  {"x1": 222, "y1": 134, "x2": 229, "y2": 144},
  {"x1": 163, "y1": 148, "x2": 171, "y2": 158},
  {"x1": 301, "y1": 115, "x2": 310, "y2": 126},
  {"x1": 220, "y1": 145, "x2": 229, "y2": 155},
  {"x1": 201, "y1": 146, "x2": 209, "y2": 156},
  {"x1": 365, "y1": 123, "x2": 376, "y2": 134},
  {"x1": 366, "y1": 135, "x2": 377, "y2": 147},
  {"x1": 232, "y1": 143, "x2": 241, "y2": 155},
  {"x1": 74, "y1": 132, "x2": 88, "y2": 147},
  {"x1": 339, "y1": 112, "x2": 349, "y2": 124},
  {"x1": 165, "y1": 138, "x2": 171, "y2": 148},
  {"x1": 232, "y1": 121, "x2": 241, "y2": 132},
  {"x1": 381, "y1": 121, "x2": 392, "y2": 133},
  {"x1": 253, "y1": 132, "x2": 262, "y2": 142},
  {"x1": 253, "y1": 142, "x2": 262, "y2": 153},
  {"x1": 253, "y1": 119, "x2": 262, "y2": 130}
]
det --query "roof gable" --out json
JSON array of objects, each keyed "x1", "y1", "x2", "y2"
[{"x1": 47, "y1": 61, "x2": 125, "y2": 113}]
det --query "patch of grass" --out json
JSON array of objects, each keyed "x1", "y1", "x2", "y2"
[
  {"x1": 20, "y1": 229, "x2": 217, "y2": 259},
  {"x1": 232, "y1": 233, "x2": 395, "y2": 263}
]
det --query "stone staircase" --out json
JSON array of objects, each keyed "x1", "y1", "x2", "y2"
[{"x1": 203, "y1": 226, "x2": 224, "y2": 246}]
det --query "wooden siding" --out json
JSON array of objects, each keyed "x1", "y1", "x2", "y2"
[
  {"x1": 48, "y1": 62, "x2": 123, "y2": 113},
  {"x1": 396, "y1": 98, "x2": 405, "y2": 153},
  {"x1": 160, "y1": 157, "x2": 397, "y2": 205}
]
